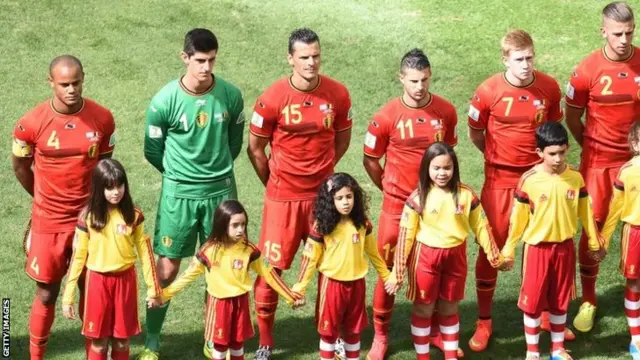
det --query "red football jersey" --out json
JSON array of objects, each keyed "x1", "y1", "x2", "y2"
[
  {"x1": 249, "y1": 75, "x2": 352, "y2": 201},
  {"x1": 467, "y1": 71, "x2": 563, "y2": 188},
  {"x1": 566, "y1": 47, "x2": 640, "y2": 168},
  {"x1": 364, "y1": 95, "x2": 458, "y2": 214},
  {"x1": 12, "y1": 99, "x2": 116, "y2": 233}
]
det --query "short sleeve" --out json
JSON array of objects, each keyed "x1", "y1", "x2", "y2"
[
  {"x1": 444, "y1": 105, "x2": 458, "y2": 146},
  {"x1": 547, "y1": 81, "x2": 564, "y2": 122},
  {"x1": 98, "y1": 110, "x2": 116, "y2": 155},
  {"x1": 467, "y1": 84, "x2": 492, "y2": 130},
  {"x1": 565, "y1": 64, "x2": 590, "y2": 108},
  {"x1": 333, "y1": 87, "x2": 353, "y2": 132},
  {"x1": 249, "y1": 91, "x2": 279, "y2": 138},
  {"x1": 12, "y1": 116, "x2": 37, "y2": 158},
  {"x1": 363, "y1": 110, "x2": 391, "y2": 158}
]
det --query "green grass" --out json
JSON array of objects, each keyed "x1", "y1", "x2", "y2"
[{"x1": 0, "y1": 0, "x2": 634, "y2": 358}]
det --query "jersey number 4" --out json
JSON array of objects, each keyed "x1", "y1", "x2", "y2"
[{"x1": 47, "y1": 131, "x2": 60, "y2": 149}]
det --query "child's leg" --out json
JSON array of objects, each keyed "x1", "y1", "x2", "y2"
[
  {"x1": 87, "y1": 338, "x2": 108, "y2": 360},
  {"x1": 343, "y1": 333, "x2": 361, "y2": 360},
  {"x1": 548, "y1": 311, "x2": 567, "y2": 356},
  {"x1": 320, "y1": 335, "x2": 338, "y2": 360},
  {"x1": 626, "y1": 279, "x2": 640, "y2": 344},
  {"x1": 110, "y1": 338, "x2": 130, "y2": 360},
  {"x1": 412, "y1": 302, "x2": 435, "y2": 360},
  {"x1": 436, "y1": 300, "x2": 460, "y2": 360},
  {"x1": 547, "y1": 239, "x2": 575, "y2": 357},
  {"x1": 211, "y1": 344, "x2": 229, "y2": 360},
  {"x1": 523, "y1": 311, "x2": 542, "y2": 358},
  {"x1": 229, "y1": 341, "x2": 244, "y2": 360}
]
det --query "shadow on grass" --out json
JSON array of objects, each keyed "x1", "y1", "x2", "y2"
[{"x1": 9, "y1": 283, "x2": 631, "y2": 359}]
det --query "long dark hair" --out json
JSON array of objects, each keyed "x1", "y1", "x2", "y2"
[
  {"x1": 313, "y1": 172, "x2": 369, "y2": 236},
  {"x1": 206, "y1": 200, "x2": 249, "y2": 246},
  {"x1": 418, "y1": 143, "x2": 460, "y2": 208},
  {"x1": 87, "y1": 158, "x2": 135, "y2": 230}
]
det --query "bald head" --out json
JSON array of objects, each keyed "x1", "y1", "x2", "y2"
[{"x1": 49, "y1": 55, "x2": 83, "y2": 77}]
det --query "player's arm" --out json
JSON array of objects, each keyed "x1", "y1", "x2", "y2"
[
  {"x1": 132, "y1": 212, "x2": 162, "y2": 298},
  {"x1": 578, "y1": 187, "x2": 606, "y2": 252},
  {"x1": 601, "y1": 180, "x2": 625, "y2": 248},
  {"x1": 469, "y1": 199, "x2": 503, "y2": 267},
  {"x1": 227, "y1": 89, "x2": 245, "y2": 160},
  {"x1": 391, "y1": 200, "x2": 420, "y2": 284},
  {"x1": 98, "y1": 110, "x2": 116, "y2": 160},
  {"x1": 250, "y1": 251, "x2": 297, "y2": 305},
  {"x1": 467, "y1": 87, "x2": 490, "y2": 153},
  {"x1": 12, "y1": 118, "x2": 36, "y2": 196},
  {"x1": 247, "y1": 96, "x2": 278, "y2": 186},
  {"x1": 291, "y1": 232, "x2": 324, "y2": 296},
  {"x1": 363, "y1": 115, "x2": 390, "y2": 191},
  {"x1": 162, "y1": 256, "x2": 206, "y2": 302},
  {"x1": 62, "y1": 218, "x2": 90, "y2": 305},
  {"x1": 564, "y1": 66, "x2": 589, "y2": 147},
  {"x1": 363, "y1": 222, "x2": 391, "y2": 280},
  {"x1": 501, "y1": 187, "x2": 531, "y2": 259},
  {"x1": 548, "y1": 81, "x2": 565, "y2": 122},
  {"x1": 444, "y1": 105, "x2": 459, "y2": 147},
  {"x1": 335, "y1": 129, "x2": 351, "y2": 164},
  {"x1": 143, "y1": 99, "x2": 168, "y2": 173},
  {"x1": 334, "y1": 92, "x2": 354, "y2": 164}
]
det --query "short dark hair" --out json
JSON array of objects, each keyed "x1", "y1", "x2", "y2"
[
  {"x1": 49, "y1": 55, "x2": 83, "y2": 77},
  {"x1": 536, "y1": 121, "x2": 569, "y2": 150},
  {"x1": 184, "y1": 28, "x2": 218, "y2": 56},
  {"x1": 288, "y1": 28, "x2": 320, "y2": 54},
  {"x1": 401, "y1": 48, "x2": 431, "y2": 72}
]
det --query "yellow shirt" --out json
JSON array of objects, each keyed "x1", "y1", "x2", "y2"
[
  {"x1": 602, "y1": 157, "x2": 640, "y2": 248},
  {"x1": 163, "y1": 240, "x2": 296, "y2": 304},
  {"x1": 62, "y1": 208, "x2": 161, "y2": 305},
  {"x1": 502, "y1": 165, "x2": 604, "y2": 259},
  {"x1": 292, "y1": 220, "x2": 390, "y2": 295},
  {"x1": 393, "y1": 185, "x2": 502, "y2": 284}
]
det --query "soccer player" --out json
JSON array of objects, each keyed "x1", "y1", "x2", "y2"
[
  {"x1": 12, "y1": 55, "x2": 116, "y2": 360},
  {"x1": 363, "y1": 48, "x2": 458, "y2": 360},
  {"x1": 600, "y1": 121, "x2": 640, "y2": 358},
  {"x1": 467, "y1": 29, "x2": 567, "y2": 351},
  {"x1": 565, "y1": 1, "x2": 640, "y2": 333},
  {"x1": 140, "y1": 28, "x2": 245, "y2": 360},
  {"x1": 501, "y1": 121, "x2": 605, "y2": 360},
  {"x1": 247, "y1": 28, "x2": 352, "y2": 359}
]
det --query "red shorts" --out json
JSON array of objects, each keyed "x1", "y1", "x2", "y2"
[
  {"x1": 620, "y1": 224, "x2": 640, "y2": 279},
  {"x1": 258, "y1": 197, "x2": 314, "y2": 270},
  {"x1": 24, "y1": 222, "x2": 75, "y2": 283},
  {"x1": 377, "y1": 209, "x2": 401, "y2": 267},
  {"x1": 315, "y1": 274, "x2": 368, "y2": 337},
  {"x1": 204, "y1": 293, "x2": 254, "y2": 345},
  {"x1": 519, "y1": 240, "x2": 576, "y2": 314},
  {"x1": 407, "y1": 242, "x2": 467, "y2": 304},
  {"x1": 82, "y1": 266, "x2": 140, "y2": 339},
  {"x1": 580, "y1": 166, "x2": 619, "y2": 222}
]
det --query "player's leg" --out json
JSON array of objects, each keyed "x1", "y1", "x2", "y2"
[
  {"x1": 470, "y1": 187, "x2": 512, "y2": 352},
  {"x1": 519, "y1": 243, "x2": 550, "y2": 360},
  {"x1": 25, "y1": 229, "x2": 73, "y2": 360},
  {"x1": 368, "y1": 210, "x2": 400, "y2": 359},
  {"x1": 254, "y1": 198, "x2": 308, "y2": 358},
  {"x1": 141, "y1": 194, "x2": 198, "y2": 358},
  {"x1": 547, "y1": 240, "x2": 575, "y2": 360}
]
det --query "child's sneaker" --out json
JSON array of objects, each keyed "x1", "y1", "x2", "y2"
[
  {"x1": 630, "y1": 341, "x2": 640, "y2": 360},
  {"x1": 550, "y1": 349, "x2": 573, "y2": 360}
]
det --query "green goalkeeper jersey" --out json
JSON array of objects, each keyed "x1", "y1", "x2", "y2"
[{"x1": 144, "y1": 76, "x2": 244, "y2": 197}]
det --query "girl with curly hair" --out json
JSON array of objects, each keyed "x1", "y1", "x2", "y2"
[{"x1": 292, "y1": 172, "x2": 390, "y2": 360}]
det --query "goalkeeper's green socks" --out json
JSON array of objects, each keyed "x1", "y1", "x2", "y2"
[{"x1": 145, "y1": 301, "x2": 170, "y2": 351}]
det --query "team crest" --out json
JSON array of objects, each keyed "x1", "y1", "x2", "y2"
[
  {"x1": 566, "y1": 190, "x2": 576, "y2": 200},
  {"x1": 304, "y1": 241, "x2": 314, "y2": 252},
  {"x1": 533, "y1": 99, "x2": 546, "y2": 110},
  {"x1": 196, "y1": 111, "x2": 208, "y2": 127},
  {"x1": 223, "y1": 111, "x2": 229, "y2": 121},
  {"x1": 455, "y1": 204, "x2": 465, "y2": 215},
  {"x1": 434, "y1": 131, "x2": 444, "y2": 142},
  {"x1": 534, "y1": 109, "x2": 545, "y2": 124},
  {"x1": 162, "y1": 236, "x2": 173, "y2": 247},
  {"x1": 116, "y1": 224, "x2": 127, "y2": 235},
  {"x1": 430, "y1": 119, "x2": 443, "y2": 129},
  {"x1": 631, "y1": 265, "x2": 636, "y2": 275},
  {"x1": 632, "y1": 185, "x2": 638, "y2": 192},
  {"x1": 233, "y1": 259, "x2": 244, "y2": 269},
  {"x1": 618, "y1": 72, "x2": 629, "y2": 79},
  {"x1": 539, "y1": 194, "x2": 548, "y2": 202},
  {"x1": 88, "y1": 322, "x2": 95, "y2": 332},
  {"x1": 85, "y1": 131, "x2": 100, "y2": 142},
  {"x1": 323, "y1": 320, "x2": 329, "y2": 330},
  {"x1": 420, "y1": 290, "x2": 426, "y2": 299},
  {"x1": 352, "y1": 233, "x2": 360, "y2": 244},
  {"x1": 216, "y1": 328, "x2": 223, "y2": 339},
  {"x1": 88, "y1": 144, "x2": 99, "y2": 158},
  {"x1": 320, "y1": 103, "x2": 335, "y2": 129}
]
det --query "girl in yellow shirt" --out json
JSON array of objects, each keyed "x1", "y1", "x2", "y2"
[{"x1": 61, "y1": 159, "x2": 161, "y2": 360}]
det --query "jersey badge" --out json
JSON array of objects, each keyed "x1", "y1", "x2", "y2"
[
  {"x1": 468, "y1": 105, "x2": 480, "y2": 121},
  {"x1": 533, "y1": 99, "x2": 546, "y2": 110},
  {"x1": 195, "y1": 99, "x2": 206, "y2": 107},
  {"x1": 631, "y1": 185, "x2": 637, "y2": 192},
  {"x1": 251, "y1": 112, "x2": 264, "y2": 128},
  {"x1": 304, "y1": 241, "x2": 314, "y2": 252},
  {"x1": 65, "y1": 123, "x2": 76, "y2": 130},
  {"x1": 455, "y1": 204, "x2": 465, "y2": 215},
  {"x1": 634, "y1": 76, "x2": 640, "y2": 85},
  {"x1": 539, "y1": 194, "x2": 548, "y2": 203},
  {"x1": 430, "y1": 208, "x2": 438, "y2": 214},
  {"x1": 88, "y1": 144, "x2": 99, "y2": 158},
  {"x1": 222, "y1": 111, "x2": 229, "y2": 122},
  {"x1": 216, "y1": 328, "x2": 224, "y2": 339},
  {"x1": 233, "y1": 259, "x2": 244, "y2": 269},
  {"x1": 566, "y1": 190, "x2": 576, "y2": 200},
  {"x1": 12, "y1": 139, "x2": 33, "y2": 157},
  {"x1": 161, "y1": 236, "x2": 173, "y2": 248},
  {"x1": 534, "y1": 110, "x2": 545, "y2": 125},
  {"x1": 352, "y1": 233, "x2": 360, "y2": 244},
  {"x1": 370, "y1": 121, "x2": 379, "y2": 128},
  {"x1": 149, "y1": 125, "x2": 163, "y2": 138},
  {"x1": 566, "y1": 83, "x2": 575, "y2": 100},
  {"x1": 618, "y1": 72, "x2": 629, "y2": 79},
  {"x1": 197, "y1": 111, "x2": 209, "y2": 127},
  {"x1": 116, "y1": 224, "x2": 127, "y2": 235},
  {"x1": 429, "y1": 119, "x2": 442, "y2": 129},
  {"x1": 434, "y1": 130, "x2": 444, "y2": 142},
  {"x1": 86, "y1": 131, "x2": 99, "y2": 142},
  {"x1": 320, "y1": 103, "x2": 335, "y2": 129},
  {"x1": 303, "y1": 101, "x2": 313, "y2": 107},
  {"x1": 17, "y1": 124, "x2": 25, "y2": 131},
  {"x1": 519, "y1": 95, "x2": 529, "y2": 102},
  {"x1": 364, "y1": 132, "x2": 377, "y2": 149}
]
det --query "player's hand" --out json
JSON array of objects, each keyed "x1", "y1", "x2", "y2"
[
  {"x1": 499, "y1": 258, "x2": 515, "y2": 272},
  {"x1": 147, "y1": 296, "x2": 162, "y2": 308},
  {"x1": 588, "y1": 248, "x2": 607, "y2": 262},
  {"x1": 291, "y1": 292, "x2": 305, "y2": 308},
  {"x1": 62, "y1": 304, "x2": 76, "y2": 320},
  {"x1": 384, "y1": 279, "x2": 400, "y2": 295}
]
